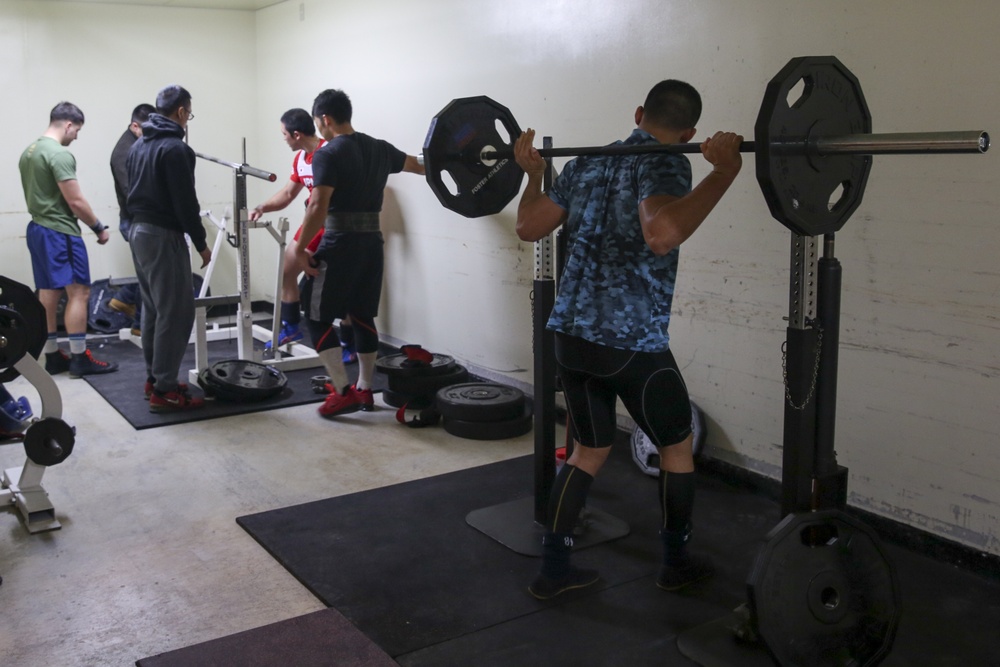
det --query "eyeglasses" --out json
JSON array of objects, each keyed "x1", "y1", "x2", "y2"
[{"x1": 186, "y1": 109, "x2": 195, "y2": 120}]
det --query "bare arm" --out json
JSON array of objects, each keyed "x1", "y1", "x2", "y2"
[
  {"x1": 639, "y1": 131, "x2": 743, "y2": 256},
  {"x1": 402, "y1": 154, "x2": 425, "y2": 176},
  {"x1": 251, "y1": 180, "x2": 304, "y2": 221},
  {"x1": 513, "y1": 129, "x2": 567, "y2": 242},
  {"x1": 57, "y1": 179, "x2": 110, "y2": 244}
]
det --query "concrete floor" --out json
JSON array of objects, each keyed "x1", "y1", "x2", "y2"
[{"x1": 0, "y1": 367, "x2": 535, "y2": 666}]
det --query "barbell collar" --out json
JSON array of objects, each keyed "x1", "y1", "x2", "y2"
[{"x1": 479, "y1": 130, "x2": 989, "y2": 163}]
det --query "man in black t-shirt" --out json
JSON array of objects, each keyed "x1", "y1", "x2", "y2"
[{"x1": 295, "y1": 89, "x2": 424, "y2": 418}]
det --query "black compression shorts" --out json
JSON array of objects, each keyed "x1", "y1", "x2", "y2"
[{"x1": 554, "y1": 332, "x2": 692, "y2": 449}]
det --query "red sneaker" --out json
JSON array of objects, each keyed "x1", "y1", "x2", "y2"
[
  {"x1": 145, "y1": 381, "x2": 188, "y2": 400},
  {"x1": 318, "y1": 385, "x2": 374, "y2": 418},
  {"x1": 149, "y1": 390, "x2": 205, "y2": 413}
]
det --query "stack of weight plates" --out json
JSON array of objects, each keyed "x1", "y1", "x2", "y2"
[
  {"x1": 435, "y1": 382, "x2": 532, "y2": 440},
  {"x1": 376, "y1": 352, "x2": 469, "y2": 410}
]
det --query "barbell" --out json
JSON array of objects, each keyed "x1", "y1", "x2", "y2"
[{"x1": 422, "y1": 55, "x2": 989, "y2": 237}]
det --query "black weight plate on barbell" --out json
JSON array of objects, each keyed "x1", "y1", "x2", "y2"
[
  {"x1": 747, "y1": 509, "x2": 900, "y2": 667},
  {"x1": 0, "y1": 276, "x2": 47, "y2": 383},
  {"x1": 199, "y1": 359, "x2": 287, "y2": 402},
  {"x1": 376, "y1": 352, "x2": 457, "y2": 378},
  {"x1": 436, "y1": 382, "x2": 525, "y2": 423},
  {"x1": 388, "y1": 364, "x2": 469, "y2": 396},
  {"x1": 755, "y1": 55, "x2": 872, "y2": 237},
  {"x1": 382, "y1": 389, "x2": 436, "y2": 411},
  {"x1": 443, "y1": 401, "x2": 533, "y2": 441},
  {"x1": 23, "y1": 417, "x2": 76, "y2": 467},
  {"x1": 423, "y1": 96, "x2": 525, "y2": 218}
]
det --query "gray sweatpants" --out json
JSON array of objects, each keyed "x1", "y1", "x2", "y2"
[{"x1": 130, "y1": 223, "x2": 195, "y2": 394}]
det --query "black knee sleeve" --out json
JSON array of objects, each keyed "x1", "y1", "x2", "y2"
[
  {"x1": 348, "y1": 315, "x2": 379, "y2": 354},
  {"x1": 306, "y1": 320, "x2": 340, "y2": 353}
]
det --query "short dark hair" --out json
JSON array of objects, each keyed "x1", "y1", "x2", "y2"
[
  {"x1": 312, "y1": 89, "x2": 352, "y2": 124},
  {"x1": 280, "y1": 108, "x2": 316, "y2": 136},
  {"x1": 50, "y1": 102, "x2": 84, "y2": 125},
  {"x1": 156, "y1": 85, "x2": 193, "y2": 116},
  {"x1": 131, "y1": 103, "x2": 155, "y2": 124},
  {"x1": 642, "y1": 80, "x2": 702, "y2": 130}
]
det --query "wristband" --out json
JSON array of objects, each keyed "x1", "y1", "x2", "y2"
[{"x1": 91, "y1": 221, "x2": 107, "y2": 234}]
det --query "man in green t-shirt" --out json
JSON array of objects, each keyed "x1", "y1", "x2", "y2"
[{"x1": 19, "y1": 101, "x2": 118, "y2": 377}]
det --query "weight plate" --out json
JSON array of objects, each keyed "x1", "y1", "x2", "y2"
[
  {"x1": 630, "y1": 401, "x2": 708, "y2": 477},
  {"x1": 423, "y1": 96, "x2": 525, "y2": 218},
  {"x1": 23, "y1": 417, "x2": 76, "y2": 466},
  {"x1": 376, "y1": 352, "x2": 456, "y2": 378},
  {"x1": 0, "y1": 276, "x2": 47, "y2": 383},
  {"x1": 747, "y1": 510, "x2": 900, "y2": 667},
  {"x1": 382, "y1": 389, "x2": 436, "y2": 410},
  {"x1": 388, "y1": 364, "x2": 469, "y2": 396},
  {"x1": 436, "y1": 382, "x2": 525, "y2": 423},
  {"x1": 199, "y1": 359, "x2": 288, "y2": 402},
  {"x1": 755, "y1": 56, "x2": 872, "y2": 236},
  {"x1": 443, "y1": 402, "x2": 533, "y2": 441}
]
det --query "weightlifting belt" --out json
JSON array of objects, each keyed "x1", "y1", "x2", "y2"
[{"x1": 324, "y1": 212, "x2": 381, "y2": 232}]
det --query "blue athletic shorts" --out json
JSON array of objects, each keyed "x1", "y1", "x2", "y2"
[{"x1": 26, "y1": 221, "x2": 91, "y2": 290}]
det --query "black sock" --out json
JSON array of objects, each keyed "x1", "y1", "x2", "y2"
[
  {"x1": 659, "y1": 471, "x2": 695, "y2": 565},
  {"x1": 281, "y1": 301, "x2": 301, "y2": 325},
  {"x1": 540, "y1": 532, "x2": 575, "y2": 580},
  {"x1": 547, "y1": 464, "x2": 594, "y2": 535}
]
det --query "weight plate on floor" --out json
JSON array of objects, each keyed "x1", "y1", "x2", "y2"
[
  {"x1": 376, "y1": 352, "x2": 456, "y2": 378},
  {"x1": 436, "y1": 382, "x2": 525, "y2": 423},
  {"x1": 198, "y1": 359, "x2": 287, "y2": 402},
  {"x1": 382, "y1": 389, "x2": 436, "y2": 410},
  {"x1": 443, "y1": 401, "x2": 533, "y2": 441},
  {"x1": 23, "y1": 417, "x2": 75, "y2": 466},
  {"x1": 0, "y1": 276, "x2": 47, "y2": 383},
  {"x1": 630, "y1": 401, "x2": 708, "y2": 477},
  {"x1": 747, "y1": 509, "x2": 900, "y2": 667},
  {"x1": 388, "y1": 364, "x2": 469, "y2": 395}
]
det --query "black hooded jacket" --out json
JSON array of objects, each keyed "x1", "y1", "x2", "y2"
[{"x1": 124, "y1": 113, "x2": 207, "y2": 252}]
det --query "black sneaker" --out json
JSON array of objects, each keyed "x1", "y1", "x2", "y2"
[
  {"x1": 528, "y1": 567, "x2": 600, "y2": 600},
  {"x1": 44, "y1": 350, "x2": 71, "y2": 375},
  {"x1": 656, "y1": 554, "x2": 715, "y2": 591},
  {"x1": 69, "y1": 350, "x2": 119, "y2": 377}
]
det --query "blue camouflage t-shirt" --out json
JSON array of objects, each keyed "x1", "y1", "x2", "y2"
[{"x1": 547, "y1": 128, "x2": 692, "y2": 352}]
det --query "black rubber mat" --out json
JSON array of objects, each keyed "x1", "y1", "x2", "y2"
[
  {"x1": 237, "y1": 443, "x2": 1000, "y2": 666},
  {"x1": 135, "y1": 608, "x2": 397, "y2": 667},
  {"x1": 81, "y1": 337, "x2": 388, "y2": 430}
]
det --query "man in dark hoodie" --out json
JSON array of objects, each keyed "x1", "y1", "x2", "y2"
[
  {"x1": 125, "y1": 85, "x2": 211, "y2": 412},
  {"x1": 109, "y1": 102, "x2": 155, "y2": 335}
]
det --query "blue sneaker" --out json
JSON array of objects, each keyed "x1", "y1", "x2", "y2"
[
  {"x1": 264, "y1": 321, "x2": 304, "y2": 349},
  {"x1": 342, "y1": 344, "x2": 357, "y2": 364}
]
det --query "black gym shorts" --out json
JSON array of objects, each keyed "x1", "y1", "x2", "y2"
[{"x1": 301, "y1": 231, "x2": 384, "y2": 322}]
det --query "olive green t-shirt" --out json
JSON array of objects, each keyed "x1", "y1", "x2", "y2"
[{"x1": 19, "y1": 136, "x2": 81, "y2": 236}]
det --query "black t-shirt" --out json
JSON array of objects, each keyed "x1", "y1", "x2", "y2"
[{"x1": 311, "y1": 132, "x2": 406, "y2": 213}]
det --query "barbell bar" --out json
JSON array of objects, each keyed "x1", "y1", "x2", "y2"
[
  {"x1": 422, "y1": 55, "x2": 991, "y2": 236},
  {"x1": 478, "y1": 130, "x2": 988, "y2": 162},
  {"x1": 195, "y1": 152, "x2": 277, "y2": 182}
]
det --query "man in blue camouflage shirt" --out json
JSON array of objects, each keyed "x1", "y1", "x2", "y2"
[{"x1": 514, "y1": 80, "x2": 743, "y2": 600}]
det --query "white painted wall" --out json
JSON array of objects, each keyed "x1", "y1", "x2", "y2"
[
  {"x1": 1, "y1": 0, "x2": 996, "y2": 557},
  {"x1": 253, "y1": 0, "x2": 1000, "y2": 556},
  {"x1": 0, "y1": 0, "x2": 257, "y2": 295}
]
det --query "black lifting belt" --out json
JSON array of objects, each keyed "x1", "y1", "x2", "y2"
[{"x1": 324, "y1": 212, "x2": 381, "y2": 233}]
